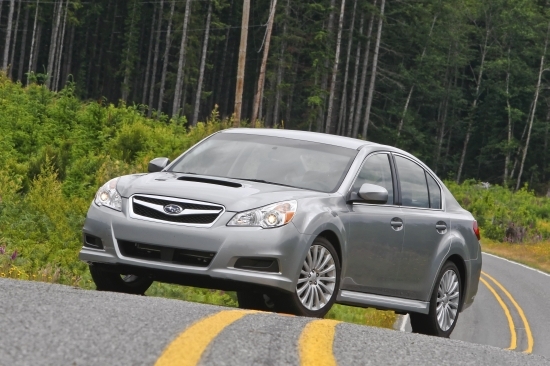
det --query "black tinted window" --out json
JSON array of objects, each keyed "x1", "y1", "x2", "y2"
[
  {"x1": 352, "y1": 154, "x2": 394, "y2": 204},
  {"x1": 168, "y1": 134, "x2": 357, "y2": 193},
  {"x1": 427, "y1": 174, "x2": 441, "y2": 209},
  {"x1": 395, "y1": 156, "x2": 429, "y2": 208}
]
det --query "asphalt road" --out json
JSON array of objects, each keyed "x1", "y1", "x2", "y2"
[
  {"x1": 452, "y1": 252, "x2": 550, "y2": 357},
  {"x1": 1, "y1": 254, "x2": 549, "y2": 366}
]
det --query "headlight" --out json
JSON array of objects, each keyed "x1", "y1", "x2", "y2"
[
  {"x1": 227, "y1": 200, "x2": 297, "y2": 228},
  {"x1": 94, "y1": 178, "x2": 122, "y2": 211}
]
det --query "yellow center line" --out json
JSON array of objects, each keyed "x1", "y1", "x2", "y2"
[
  {"x1": 482, "y1": 271, "x2": 534, "y2": 354},
  {"x1": 479, "y1": 276, "x2": 517, "y2": 350},
  {"x1": 155, "y1": 309, "x2": 256, "y2": 366},
  {"x1": 299, "y1": 319, "x2": 341, "y2": 366}
]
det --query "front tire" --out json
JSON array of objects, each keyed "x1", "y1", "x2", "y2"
[
  {"x1": 283, "y1": 237, "x2": 341, "y2": 318},
  {"x1": 89, "y1": 265, "x2": 153, "y2": 295},
  {"x1": 410, "y1": 261, "x2": 462, "y2": 337}
]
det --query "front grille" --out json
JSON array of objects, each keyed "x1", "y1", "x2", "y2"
[
  {"x1": 118, "y1": 240, "x2": 216, "y2": 267},
  {"x1": 130, "y1": 194, "x2": 224, "y2": 227}
]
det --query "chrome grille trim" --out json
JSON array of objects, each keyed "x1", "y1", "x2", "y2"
[{"x1": 128, "y1": 194, "x2": 225, "y2": 228}]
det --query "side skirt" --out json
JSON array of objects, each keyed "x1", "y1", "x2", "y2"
[{"x1": 336, "y1": 290, "x2": 430, "y2": 314}]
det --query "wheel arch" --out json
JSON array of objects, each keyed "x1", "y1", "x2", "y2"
[{"x1": 316, "y1": 230, "x2": 342, "y2": 266}]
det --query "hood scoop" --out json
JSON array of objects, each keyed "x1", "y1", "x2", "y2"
[{"x1": 177, "y1": 176, "x2": 243, "y2": 188}]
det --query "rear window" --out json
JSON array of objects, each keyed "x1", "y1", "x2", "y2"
[{"x1": 169, "y1": 133, "x2": 358, "y2": 193}]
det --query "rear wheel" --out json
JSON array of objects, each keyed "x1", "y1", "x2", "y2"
[
  {"x1": 283, "y1": 237, "x2": 341, "y2": 317},
  {"x1": 410, "y1": 261, "x2": 461, "y2": 337},
  {"x1": 89, "y1": 265, "x2": 153, "y2": 295}
]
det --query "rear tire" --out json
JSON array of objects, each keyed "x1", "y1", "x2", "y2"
[
  {"x1": 89, "y1": 265, "x2": 153, "y2": 295},
  {"x1": 410, "y1": 261, "x2": 462, "y2": 337}
]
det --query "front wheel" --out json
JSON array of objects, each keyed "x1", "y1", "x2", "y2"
[
  {"x1": 410, "y1": 261, "x2": 462, "y2": 337},
  {"x1": 283, "y1": 237, "x2": 341, "y2": 318},
  {"x1": 89, "y1": 265, "x2": 153, "y2": 295}
]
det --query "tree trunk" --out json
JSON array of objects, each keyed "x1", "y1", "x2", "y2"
[
  {"x1": 31, "y1": 21, "x2": 41, "y2": 74},
  {"x1": 147, "y1": 0, "x2": 164, "y2": 116},
  {"x1": 215, "y1": 0, "x2": 234, "y2": 117},
  {"x1": 346, "y1": 14, "x2": 364, "y2": 137},
  {"x1": 544, "y1": 100, "x2": 550, "y2": 182},
  {"x1": 352, "y1": 1, "x2": 377, "y2": 138},
  {"x1": 62, "y1": 24, "x2": 75, "y2": 84},
  {"x1": 3, "y1": 0, "x2": 15, "y2": 71},
  {"x1": 361, "y1": 0, "x2": 385, "y2": 139},
  {"x1": 54, "y1": 0, "x2": 68, "y2": 91},
  {"x1": 27, "y1": 0, "x2": 40, "y2": 81},
  {"x1": 142, "y1": 4, "x2": 157, "y2": 106},
  {"x1": 285, "y1": 59, "x2": 298, "y2": 127},
  {"x1": 316, "y1": 0, "x2": 337, "y2": 132},
  {"x1": 516, "y1": 23, "x2": 550, "y2": 191},
  {"x1": 251, "y1": 0, "x2": 278, "y2": 126},
  {"x1": 234, "y1": 0, "x2": 251, "y2": 124},
  {"x1": 396, "y1": 14, "x2": 437, "y2": 140},
  {"x1": 46, "y1": 0, "x2": 62, "y2": 89},
  {"x1": 324, "y1": 0, "x2": 347, "y2": 133},
  {"x1": 17, "y1": 4, "x2": 30, "y2": 82},
  {"x1": 504, "y1": 47, "x2": 512, "y2": 186},
  {"x1": 121, "y1": 0, "x2": 141, "y2": 102},
  {"x1": 456, "y1": 26, "x2": 490, "y2": 183},
  {"x1": 172, "y1": 0, "x2": 191, "y2": 117},
  {"x1": 509, "y1": 104, "x2": 532, "y2": 180},
  {"x1": 157, "y1": 0, "x2": 175, "y2": 114},
  {"x1": 8, "y1": 0, "x2": 21, "y2": 78},
  {"x1": 336, "y1": 0, "x2": 357, "y2": 136},
  {"x1": 273, "y1": 0, "x2": 290, "y2": 127},
  {"x1": 191, "y1": 0, "x2": 213, "y2": 126}
]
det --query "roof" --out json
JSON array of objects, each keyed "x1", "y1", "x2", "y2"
[{"x1": 221, "y1": 128, "x2": 378, "y2": 150}]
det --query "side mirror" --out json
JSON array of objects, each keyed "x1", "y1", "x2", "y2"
[
  {"x1": 148, "y1": 157, "x2": 171, "y2": 173},
  {"x1": 358, "y1": 183, "x2": 388, "y2": 204}
]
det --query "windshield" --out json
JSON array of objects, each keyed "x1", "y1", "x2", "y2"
[{"x1": 169, "y1": 133, "x2": 358, "y2": 193}]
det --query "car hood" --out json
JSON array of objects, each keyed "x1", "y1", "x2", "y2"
[{"x1": 117, "y1": 172, "x2": 326, "y2": 212}]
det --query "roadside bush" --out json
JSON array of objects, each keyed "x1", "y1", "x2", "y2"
[{"x1": 445, "y1": 180, "x2": 550, "y2": 242}]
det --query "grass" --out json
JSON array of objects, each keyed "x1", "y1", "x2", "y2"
[{"x1": 481, "y1": 238, "x2": 550, "y2": 274}]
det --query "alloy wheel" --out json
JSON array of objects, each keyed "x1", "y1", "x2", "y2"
[
  {"x1": 296, "y1": 245, "x2": 337, "y2": 311},
  {"x1": 436, "y1": 269, "x2": 460, "y2": 331}
]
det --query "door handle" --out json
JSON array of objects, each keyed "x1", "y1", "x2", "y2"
[
  {"x1": 436, "y1": 221, "x2": 447, "y2": 233},
  {"x1": 390, "y1": 218, "x2": 403, "y2": 231}
]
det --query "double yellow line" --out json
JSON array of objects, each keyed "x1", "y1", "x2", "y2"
[
  {"x1": 155, "y1": 311, "x2": 341, "y2": 366},
  {"x1": 480, "y1": 271, "x2": 534, "y2": 354},
  {"x1": 155, "y1": 272, "x2": 533, "y2": 365}
]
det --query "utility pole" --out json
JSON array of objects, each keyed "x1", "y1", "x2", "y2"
[
  {"x1": 251, "y1": 0, "x2": 277, "y2": 127},
  {"x1": 233, "y1": 0, "x2": 251, "y2": 126}
]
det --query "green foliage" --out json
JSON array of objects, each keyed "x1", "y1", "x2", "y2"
[
  {"x1": 445, "y1": 180, "x2": 550, "y2": 242},
  {"x1": 0, "y1": 76, "x2": 230, "y2": 288}
]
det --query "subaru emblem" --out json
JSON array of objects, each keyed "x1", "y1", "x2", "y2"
[{"x1": 164, "y1": 204, "x2": 184, "y2": 215}]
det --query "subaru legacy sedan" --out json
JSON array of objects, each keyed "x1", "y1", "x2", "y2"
[{"x1": 80, "y1": 129, "x2": 481, "y2": 337}]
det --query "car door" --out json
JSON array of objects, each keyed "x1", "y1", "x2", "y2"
[
  {"x1": 393, "y1": 154, "x2": 452, "y2": 301},
  {"x1": 341, "y1": 153, "x2": 405, "y2": 297}
]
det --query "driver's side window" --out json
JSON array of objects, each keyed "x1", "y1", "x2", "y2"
[{"x1": 352, "y1": 153, "x2": 394, "y2": 204}]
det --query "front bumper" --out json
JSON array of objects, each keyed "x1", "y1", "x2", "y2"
[{"x1": 79, "y1": 200, "x2": 311, "y2": 293}]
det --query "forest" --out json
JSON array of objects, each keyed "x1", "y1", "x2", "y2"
[{"x1": 0, "y1": 0, "x2": 549, "y2": 191}]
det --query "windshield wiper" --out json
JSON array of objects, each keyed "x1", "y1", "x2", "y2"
[{"x1": 232, "y1": 178, "x2": 301, "y2": 190}]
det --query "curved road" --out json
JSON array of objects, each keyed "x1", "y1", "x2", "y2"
[
  {"x1": 452, "y1": 252, "x2": 550, "y2": 357},
  {"x1": 0, "y1": 252, "x2": 548, "y2": 365}
]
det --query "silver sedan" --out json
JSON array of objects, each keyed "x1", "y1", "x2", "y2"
[{"x1": 80, "y1": 129, "x2": 481, "y2": 337}]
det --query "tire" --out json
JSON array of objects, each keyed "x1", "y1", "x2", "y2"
[
  {"x1": 89, "y1": 265, "x2": 153, "y2": 295},
  {"x1": 282, "y1": 236, "x2": 341, "y2": 318},
  {"x1": 410, "y1": 261, "x2": 462, "y2": 337},
  {"x1": 237, "y1": 292, "x2": 276, "y2": 312}
]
